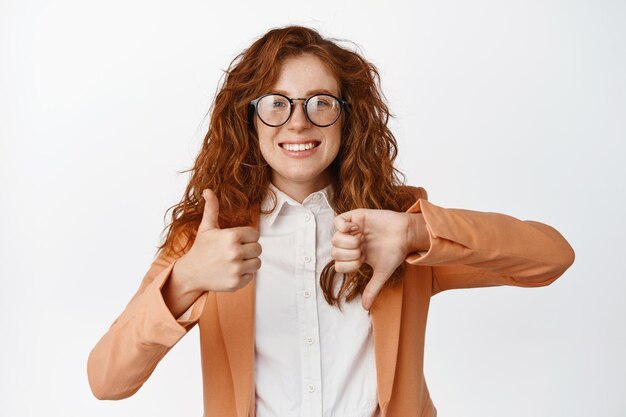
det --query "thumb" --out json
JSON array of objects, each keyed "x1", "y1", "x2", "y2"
[
  {"x1": 334, "y1": 211, "x2": 361, "y2": 234},
  {"x1": 361, "y1": 270, "x2": 389, "y2": 310},
  {"x1": 199, "y1": 189, "x2": 220, "y2": 232}
]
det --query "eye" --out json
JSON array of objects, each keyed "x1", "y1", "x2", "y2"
[
  {"x1": 269, "y1": 96, "x2": 289, "y2": 109},
  {"x1": 311, "y1": 97, "x2": 331, "y2": 108}
]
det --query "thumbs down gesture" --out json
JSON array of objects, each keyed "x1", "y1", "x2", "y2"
[{"x1": 331, "y1": 209, "x2": 429, "y2": 310}]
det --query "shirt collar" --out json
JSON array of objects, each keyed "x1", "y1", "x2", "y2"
[{"x1": 260, "y1": 182, "x2": 335, "y2": 227}]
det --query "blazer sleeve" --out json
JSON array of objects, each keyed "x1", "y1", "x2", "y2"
[
  {"x1": 403, "y1": 188, "x2": 575, "y2": 296},
  {"x1": 87, "y1": 232, "x2": 209, "y2": 400}
]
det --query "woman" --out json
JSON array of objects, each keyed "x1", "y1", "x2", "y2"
[{"x1": 87, "y1": 25, "x2": 575, "y2": 417}]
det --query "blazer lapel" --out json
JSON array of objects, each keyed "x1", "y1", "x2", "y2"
[
  {"x1": 370, "y1": 273, "x2": 404, "y2": 413},
  {"x1": 215, "y1": 207, "x2": 260, "y2": 417},
  {"x1": 371, "y1": 196, "x2": 421, "y2": 413}
]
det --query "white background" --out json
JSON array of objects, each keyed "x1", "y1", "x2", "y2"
[{"x1": 1, "y1": 0, "x2": 625, "y2": 416}]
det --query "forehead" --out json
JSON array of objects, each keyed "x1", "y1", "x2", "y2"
[{"x1": 270, "y1": 53, "x2": 340, "y2": 96}]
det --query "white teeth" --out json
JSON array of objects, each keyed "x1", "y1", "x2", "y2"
[{"x1": 282, "y1": 142, "x2": 317, "y2": 152}]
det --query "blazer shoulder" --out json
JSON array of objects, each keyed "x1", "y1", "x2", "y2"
[{"x1": 402, "y1": 185, "x2": 428, "y2": 201}]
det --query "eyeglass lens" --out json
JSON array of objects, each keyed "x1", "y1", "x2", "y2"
[{"x1": 256, "y1": 94, "x2": 341, "y2": 127}]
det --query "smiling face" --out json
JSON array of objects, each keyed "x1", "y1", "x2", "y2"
[{"x1": 254, "y1": 53, "x2": 342, "y2": 202}]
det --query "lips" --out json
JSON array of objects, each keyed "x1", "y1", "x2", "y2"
[{"x1": 279, "y1": 140, "x2": 321, "y2": 151}]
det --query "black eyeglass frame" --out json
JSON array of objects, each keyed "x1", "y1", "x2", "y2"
[{"x1": 248, "y1": 93, "x2": 348, "y2": 128}]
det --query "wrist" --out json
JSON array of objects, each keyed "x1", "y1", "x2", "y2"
[
  {"x1": 171, "y1": 255, "x2": 202, "y2": 296},
  {"x1": 405, "y1": 213, "x2": 430, "y2": 254},
  {"x1": 161, "y1": 256, "x2": 204, "y2": 320}
]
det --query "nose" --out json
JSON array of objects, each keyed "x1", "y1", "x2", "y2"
[{"x1": 287, "y1": 100, "x2": 311, "y2": 130}]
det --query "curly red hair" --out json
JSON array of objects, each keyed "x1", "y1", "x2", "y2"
[{"x1": 157, "y1": 25, "x2": 421, "y2": 308}]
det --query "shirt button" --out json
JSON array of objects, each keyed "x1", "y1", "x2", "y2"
[
  {"x1": 303, "y1": 290, "x2": 311, "y2": 298},
  {"x1": 303, "y1": 255, "x2": 311, "y2": 263},
  {"x1": 307, "y1": 384, "x2": 316, "y2": 393},
  {"x1": 304, "y1": 213, "x2": 311, "y2": 221},
  {"x1": 312, "y1": 194, "x2": 321, "y2": 201},
  {"x1": 306, "y1": 336, "x2": 315, "y2": 345}
]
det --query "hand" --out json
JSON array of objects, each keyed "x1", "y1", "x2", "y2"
[
  {"x1": 173, "y1": 189, "x2": 262, "y2": 293},
  {"x1": 331, "y1": 209, "x2": 428, "y2": 310}
]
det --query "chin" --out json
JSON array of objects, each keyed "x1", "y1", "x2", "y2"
[{"x1": 275, "y1": 167, "x2": 328, "y2": 183}]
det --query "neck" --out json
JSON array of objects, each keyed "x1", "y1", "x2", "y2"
[{"x1": 271, "y1": 173, "x2": 332, "y2": 203}]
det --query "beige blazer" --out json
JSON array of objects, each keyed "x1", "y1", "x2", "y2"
[{"x1": 87, "y1": 187, "x2": 575, "y2": 417}]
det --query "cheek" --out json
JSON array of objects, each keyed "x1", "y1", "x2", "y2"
[
  {"x1": 328, "y1": 127, "x2": 342, "y2": 156},
  {"x1": 256, "y1": 126, "x2": 275, "y2": 155}
]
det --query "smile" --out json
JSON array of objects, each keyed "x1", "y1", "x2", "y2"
[{"x1": 279, "y1": 141, "x2": 321, "y2": 152}]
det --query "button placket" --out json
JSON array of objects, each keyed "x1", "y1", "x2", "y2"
[
  {"x1": 257, "y1": 185, "x2": 380, "y2": 417},
  {"x1": 301, "y1": 207, "x2": 322, "y2": 416}
]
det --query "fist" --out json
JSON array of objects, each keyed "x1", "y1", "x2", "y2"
[
  {"x1": 174, "y1": 189, "x2": 262, "y2": 293},
  {"x1": 332, "y1": 208, "x2": 427, "y2": 310}
]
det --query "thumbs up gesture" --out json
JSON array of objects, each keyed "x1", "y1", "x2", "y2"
[
  {"x1": 173, "y1": 189, "x2": 262, "y2": 293},
  {"x1": 331, "y1": 209, "x2": 429, "y2": 310}
]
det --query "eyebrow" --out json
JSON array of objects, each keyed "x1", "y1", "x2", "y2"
[{"x1": 271, "y1": 88, "x2": 338, "y2": 97}]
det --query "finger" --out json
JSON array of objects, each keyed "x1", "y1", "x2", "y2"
[
  {"x1": 333, "y1": 213, "x2": 359, "y2": 234},
  {"x1": 230, "y1": 272, "x2": 254, "y2": 291},
  {"x1": 361, "y1": 271, "x2": 389, "y2": 310},
  {"x1": 199, "y1": 189, "x2": 220, "y2": 232},
  {"x1": 239, "y1": 257, "x2": 262, "y2": 274},
  {"x1": 239, "y1": 273, "x2": 254, "y2": 288},
  {"x1": 331, "y1": 231, "x2": 362, "y2": 249},
  {"x1": 240, "y1": 242, "x2": 262, "y2": 260},
  {"x1": 231, "y1": 226, "x2": 261, "y2": 244},
  {"x1": 331, "y1": 247, "x2": 361, "y2": 262},
  {"x1": 334, "y1": 259, "x2": 361, "y2": 274}
]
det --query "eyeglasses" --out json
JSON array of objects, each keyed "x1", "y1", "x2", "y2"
[{"x1": 249, "y1": 93, "x2": 347, "y2": 128}]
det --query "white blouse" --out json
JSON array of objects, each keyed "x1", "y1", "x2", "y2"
[{"x1": 254, "y1": 182, "x2": 380, "y2": 417}]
